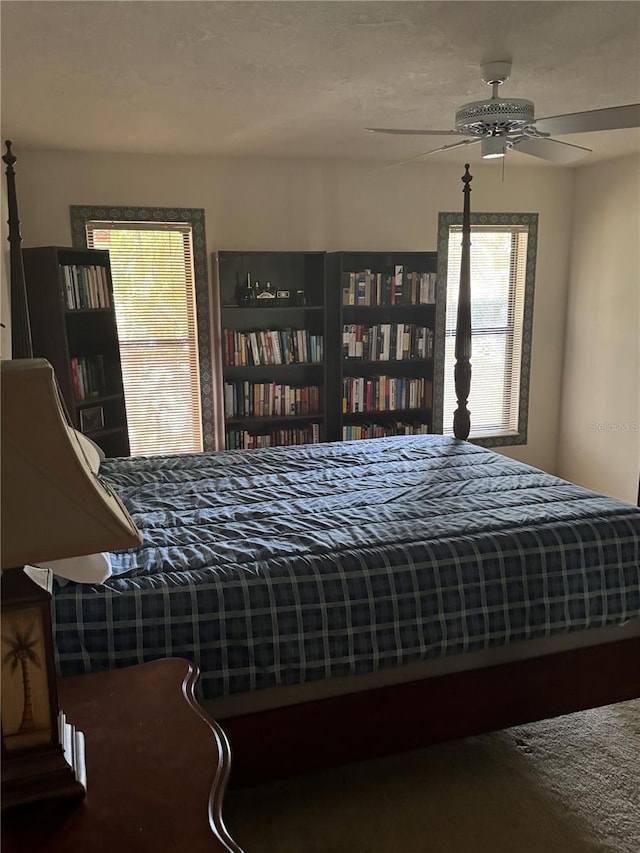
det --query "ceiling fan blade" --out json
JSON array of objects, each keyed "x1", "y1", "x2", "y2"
[
  {"x1": 533, "y1": 103, "x2": 640, "y2": 136},
  {"x1": 366, "y1": 127, "x2": 465, "y2": 136},
  {"x1": 375, "y1": 138, "x2": 481, "y2": 173},
  {"x1": 512, "y1": 136, "x2": 592, "y2": 164}
]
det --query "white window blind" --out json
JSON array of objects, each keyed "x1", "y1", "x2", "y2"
[
  {"x1": 444, "y1": 225, "x2": 528, "y2": 439},
  {"x1": 87, "y1": 222, "x2": 203, "y2": 456}
]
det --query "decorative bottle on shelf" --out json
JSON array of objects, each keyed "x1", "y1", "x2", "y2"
[{"x1": 239, "y1": 273, "x2": 255, "y2": 306}]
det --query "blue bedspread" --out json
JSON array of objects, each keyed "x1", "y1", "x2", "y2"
[{"x1": 53, "y1": 435, "x2": 640, "y2": 699}]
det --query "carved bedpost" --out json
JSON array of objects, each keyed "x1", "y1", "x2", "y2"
[
  {"x1": 453, "y1": 164, "x2": 472, "y2": 440},
  {"x1": 3, "y1": 140, "x2": 33, "y2": 358}
]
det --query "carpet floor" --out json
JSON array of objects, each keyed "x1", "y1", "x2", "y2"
[{"x1": 223, "y1": 699, "x2": 640, "y2": 853}]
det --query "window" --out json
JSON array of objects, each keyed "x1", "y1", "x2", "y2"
[
  {"x1": 436, "y1": 213, "x2": 538, "y2": 445},
  {"x1": 71, "y1": 206, "x2": 214, "y2": 455}
]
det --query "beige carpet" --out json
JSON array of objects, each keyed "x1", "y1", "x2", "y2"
[{"x1": 223, "y1": 699, "x2": 640, "y2": 853}]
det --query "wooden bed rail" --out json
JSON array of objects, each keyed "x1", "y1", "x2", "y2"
[{"x1": 222, "y1": 636, "x2": 640, "y2": 787}]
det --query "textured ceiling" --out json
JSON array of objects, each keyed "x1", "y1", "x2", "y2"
[{"x1": 2, "y1": 1, "x2": 639, "y2": 167}]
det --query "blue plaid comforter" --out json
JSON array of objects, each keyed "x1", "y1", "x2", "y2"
[{"x1": 53, "y1": 435, "x2": 640, "y2": 699}]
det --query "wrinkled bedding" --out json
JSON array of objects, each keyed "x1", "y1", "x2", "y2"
[{"x1": 53, "y1": 435, "x2": 640, "y2": 700}]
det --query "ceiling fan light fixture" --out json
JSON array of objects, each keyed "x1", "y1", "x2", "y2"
[
  {"x1": 366, "y1": 59, "x2": 640, "y2": 165},
  {"x1": 481, "y1": 136, "x2": 506, "y2": 159},
  {"x1": 455, "y1": 98, "x2": 535, "y2": 134}
]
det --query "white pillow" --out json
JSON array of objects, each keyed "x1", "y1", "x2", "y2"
[{"x1": 36, "y1": 552, "x2": 112, "y2": 584}]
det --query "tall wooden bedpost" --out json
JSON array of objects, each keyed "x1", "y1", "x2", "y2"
[
  {"x1": 453, "y1": 164, "x2": 472, "y2": 440},
  {"x1": 3, "y1": 140, "x2": 33, "y2": 358}
]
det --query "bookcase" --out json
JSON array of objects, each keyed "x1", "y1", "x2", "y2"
[
  {"x1": 213, "y1": 251, "x2": 327, "y2": 450},
  {"x1": 325, "y1": 251, "x2": 439, "y2": 442},
  {"x1": 22, "y1": 246, "x2": 130, "y2": 457}
]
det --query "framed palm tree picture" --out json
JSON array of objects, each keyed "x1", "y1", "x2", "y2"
[
  {"x1": 1, "y1": 569, "x2": 58, "y2": 759},
  {"x1": 1, "y1": 604, "x2": 54, "y2": 752},
  {"x1": 1, "y1": 567, "x2": 86, "y2": 809}
]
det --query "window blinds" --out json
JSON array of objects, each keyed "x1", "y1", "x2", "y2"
[
  {"x1": 87, "y1": 222, "x2": 203, "y2": 456},
  {"x1": 444, "y1": 225, "x2": 529, "y2": 438}
]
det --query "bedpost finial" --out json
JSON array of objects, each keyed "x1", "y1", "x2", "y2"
[
  {"x1": 3, "y1": 140, "x2": 16, "y2": 168},
  {"x1": 462, "y1": 164, "x2": 473, "y2": 187}
]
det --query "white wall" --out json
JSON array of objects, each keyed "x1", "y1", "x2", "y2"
[
  {"x1": 557, "y1": 153, "x2": 640, "y2": 504},
  {"x1": 8, "y1": 148, "x2": 575, "y2": 473}
]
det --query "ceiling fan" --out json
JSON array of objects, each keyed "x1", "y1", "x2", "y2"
[{"x1": 367, "y1": 61, "x2": 640, "y2": 165}]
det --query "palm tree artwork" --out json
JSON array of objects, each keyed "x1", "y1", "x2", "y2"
[{"x1": 2, "y1": 621, "x2": 42, "y2": 734}]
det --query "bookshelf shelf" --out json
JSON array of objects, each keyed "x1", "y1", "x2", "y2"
[
  {"x1": 81, "y1": 426, "x2": 129, "y2": 439},
  {"x1": 63, "y1": 307, "x2": 113, "y2": 316},
  {"x1": 343, "y1": 359, "x2": 432, "y2": 368},
  {"x1": 74, "y1": 392, "x2": 126, "y2": 406},
  {"x1": 226, "y1": 413, "x2": 326, "y2": 425},
  {"x1": 223, "y1": 364, "x2": 324, "y2": 377},
  {"x1": 343, "y1": 408, "x2": 430, "y2": 419},
  {"x1": 222, "y1": 305, "x2": 324, "y2": 313}
]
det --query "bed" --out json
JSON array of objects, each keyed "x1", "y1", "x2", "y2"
[
  {"x1": 51, "y1": 435, "x2": 640, "y2": 782},
  {"x1": 6, "y1": 149, "x2": 640, "y2": 786}
]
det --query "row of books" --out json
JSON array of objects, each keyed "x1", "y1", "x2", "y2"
[
  {"x1": 342, "y1": 376, "x2": 433, "y2": 414},
  {"x1": 342, "y1": 267, "x2": 437, "y2": 307},
  {"x1": 224, "y1": 381, "x2": 323, "y2": 419},
  {"x1": 343, "y1": 323, "x2": 434, "y2": 361},
  {"x1": 342, "y1": 421, "x2": 430, "y2": 441},
  {"x1": 223, "y1": 328, "x2": 323, "y2": 367},
  {"x1": 226, "y1": 423, "x2": 322, "y2": 450},
  {"x1": 70, "y1": 355, "x2": 106, "y2": 401},
  {"x1": 61, "y1": 264, "x2": 111, "y2": 310}
]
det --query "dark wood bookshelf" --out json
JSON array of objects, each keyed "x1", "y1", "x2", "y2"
[
  {"x1": 326, "y1": 251, "x2": 439, "y2": 443},
  {"x1": 22, "y1": 246, "x2": 130, "y2": 457},
  {"x1": 213, "y1": 251, "x2": 327, "y2": 450},
  {"x1": 213, "y1": 249, "x2": 440, "y2": 447}
]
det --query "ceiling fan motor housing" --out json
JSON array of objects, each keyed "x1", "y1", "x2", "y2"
[{"x1": 455, "y1": 98, "x2": 535, "y2": 136}]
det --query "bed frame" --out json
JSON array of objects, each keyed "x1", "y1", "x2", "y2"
[{"x1": 6, "y1": 144, "x2": 639, "y2": 787}]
